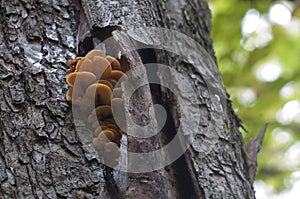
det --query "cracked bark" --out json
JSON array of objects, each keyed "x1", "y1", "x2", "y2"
[{"x1": 0, "y1": 0, "x2": 257, "y2": 198}]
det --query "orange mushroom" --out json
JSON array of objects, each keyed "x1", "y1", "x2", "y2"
[
  {"x1": 66, "y1": 71, "x2": 97, "y2": 89},
  {"x1": 92, "y1": 120, "x2": 101, "y2": 129},
  {"x1": 67, "y1": 65, "x2": 76, "y2": 75},
  {"x1": 98, "y1": 130, "x2": 115, "y2": 141},
  {"x1": 94, "y1": 126, "x2": 107, "y2": 136},
  {"x1": 103, "y1": 142, "x2": 121, "y2": 167},
  {"x1": 91, "y1": 56, "x2": 112, "y2": 80},
  {"x1": 92, "y1": 137, "x2": 105, "y2": 151},
  {"x1": 104, "y1": 159, "x2": 118, "y2": 167},
  {"x1": 98, "y1": 80, "x2": 114, "y2": 90},
  {"x1": 98, "y1": 126, "x2": 121, "y2": 142},
  {"x1": 110, "y1": 70, "x2": 128, "y2": 81},
  {"x1": 104, "y1": 142, "x2": 120, "y2": 158},
  {"x1": 66, "y1": 57, "x2": 84, "y2": 66},
  {"x1": 74, "y1": 57, "x2": 85, "y2": 70},
  {"x1": 112, "y1": 88, "x2": 123, "y2": 98},
  {"x1": 66, "y1": 87, "x2": 84, "y2": 102},
  {"x1": 77, "y1": 56, "x2": 111, "y2": 80},
  {"x1": 106, "y1": 55, "x2": 121, "y2": 70},
  {"x1": 85, "y1": 49, "x2": 103, "y2": 59},
  {"x1": 88, "y1": 105, "x2": 113, "y2": 124},
  {"x1": 78, "y1": 96, "x2": 95, "y2": 116},
  {"x1": 107, "y1": 79, "x2": 117, "y2": 87},
  {"x1": 66, "y1": 88, "x2": 73, "y2": 101},
  {"x1": 85, "y1": 83, "x2": 112, "y2": 106}
]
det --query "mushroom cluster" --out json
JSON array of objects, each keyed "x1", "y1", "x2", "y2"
[{"x1": 66, "y1": 50, "x2": 127, "y2": 167}]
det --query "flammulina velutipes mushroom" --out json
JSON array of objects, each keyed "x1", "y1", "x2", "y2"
[{"x1": 66, "y1": 49, "x2": 127, "y2": 167}]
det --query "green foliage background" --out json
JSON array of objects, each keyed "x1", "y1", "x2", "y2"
[{"x1": 208, "y1": 0, "x2": 300, "y2": 194}]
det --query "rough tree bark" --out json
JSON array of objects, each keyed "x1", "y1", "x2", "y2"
[{"x1": 0, "y1": 0, "x2": 258, "y2": 198}]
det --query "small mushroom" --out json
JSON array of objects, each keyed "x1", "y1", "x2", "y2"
[
  {"x1": 94, "y1": 126, "x2": 107, "y2": 136},
  {"x1": 110, "y1": 70, "x2": 128, "y2": 81},
  {"x1": 74, "y1": 57, "x2": 85, "y2": 71},
  {"x1": 92, "y1": 56, "x2": 112, "y2": 80},
  {"x1": 106, "y1": 55, "x2": 121, "y2": 70},
  {"x1": 98, "y1": 80, "x2": 114, "y2": 90},
  {"x1": 66, "y1": 57, "x2": 84, "y2": 66},
  {"x1": 104, "y1": 159, "x2": 119, "y2": 167},
  {"x1": 85, "y1": 83, "x2": 112, "y2": 106},
  {"x1": 94, "y1": 125, "x2": 114, "y2": 136},
  {"x1": 66, "y1": 86, "x2": 85, "y2": 102},
  {"x1": 85, "y1": 49, "x2": 103, "y2": 58},
  {"x1": 98, "y1": 130, "x2": 115, "y2": 141},
  {"x1": 67, "y1": 65, "x2": 76, "y2": 75},
  {"x1": 92, "y1": 120, "x2": 101, "y2": 129},
  {"x1": 104, "y1": 142, "x2": 120, "y2": 158},
  {"x1": 112, "y1": 88, "x2": 123, "y2": 98},
  {"x1": 76, "y1": 56, "x2": 112, "y2": 80},
  {"x1": 111, "y1": 128, "x2": 123, "y2": 142},
  {"x1": 92, "y1": 137, "x2": 105, "y2": 151},
  {"x1": 103, "y1": 122, "x2": 123, "y2": 141},
  {"x1": 78, "y1": 96, "x2": 95, "y2": 116},
  {"x1": 107, "y1": 79, "x2": 117, "y2": 87},
  {"x1": 88, "y1": 105, "x2": 113, "y2": 124},
  {"x1": 66, "y1": 71, "x2": 97, "y2": 89},
  {"x1": 103, "y1": 118, "x2": 117, "y2": 125},
  {"x1": 109, "y1": 128, "x2": 122, "y2": 142},
  {"x1": 66, "y1": 88, "x2": 73, "y2": 101}
]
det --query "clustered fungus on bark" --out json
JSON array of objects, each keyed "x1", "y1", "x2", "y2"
[{"x1": 66, "y1": 50, "x2": 127, "y2": 167}]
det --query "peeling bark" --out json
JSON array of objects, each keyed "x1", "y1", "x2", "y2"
[
  {"x1": 0, "y1": 0, "x2": 257, "y2": 198},
  {"x1": 0, "y1": 0, "x2": 109, "y2": 198}
]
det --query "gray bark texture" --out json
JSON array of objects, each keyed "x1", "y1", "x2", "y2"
[{"x1": 0, "y1": 0, "x2": 256, "y2": 198}]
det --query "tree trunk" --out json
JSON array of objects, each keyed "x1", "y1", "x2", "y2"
[{"x1": 0, "y1": 0, "x2": 256, "y2": 198}]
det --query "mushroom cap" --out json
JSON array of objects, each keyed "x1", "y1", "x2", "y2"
[
  {"x1": 98, "y1": 129, "x2": 115, "y2": 141},
  {"x1": 66, "y1": 86, "x2": 85, "y2": 102},
  {"x1": 103, "y1": 142, "x2": 121, "y2": 163},
  {"x1": 107, "y1": 79, "x2": 117, "y2": 87},
  {"x1": 98, "y1": 121, "x2": 107, "y2": 126},
  {"x1": 93, "y1": 122, "x2": 110, "y2": 135},
  {"x1": 66, "y1": 71, "x2": 97, "y2": 89},
  {"x1": 92, "y1": 120, "x2": 101, "y2": 129},
  {"x1": 85, "y1": 83, "x2": 112, "y2": 106},
  {"x1": 85, "y1": 49, "x2": 103, "y2": 58},
  {"x1": 92, "y1": 56, "x2": 112, "y2": 80},
  {"x1": 66, "y1": 57, "x2": 84, "y2": 66},
  {"x1": 78, "y1": 96, "x2": 95, "y2": 116},
  {"x1": 66, "y1": 88, "x2": 73, "y2": 101},
  {"x1": 98, "y1": 80, "x2": 113, "y2": 90},
  {"x1": 112, "y1": 128, "x2": 123, "y2": 142},
  {"x1": 94, "y1": 126, "x2": 107, "y2": 136},
  {"x1": 67, "y1": 65, "x2": 76, "y2": 75},
  {"x1": 110, "y1": 70, "x2": 128, "y2": 81},
  {"x1": 104, "y1": 117, "x2": 116, "y2": 123},
  {"x1": 75, "y1": 58, "x2": 85, "y2": 70},
  {"x1": 103, "y1": 122, "x2": 123, "y2": 141},
  {"x1": 77, "y1": 56, "x2": 112, "y2": 80},
  {"x1": 88, "y1": 105, "x2": 113, "y2": 124},
  {"x1": 96, "y1": 127, "x2": 121, "y2": 142},
  {"x1": 104, "y1": 159, "x2": 119, "y2": 167},
  {"x1": 112, "y1": 88, "x2": 123, "y2": 98},
  {"x1": 92, "y1": 137, "x2": 105, "y2": 151},
  {"x1": 106, "y1": 55, "x2": 121, "y2": 70},
  {"x1": 104, "y1": 142, "x2": 120, "y2": 155}
]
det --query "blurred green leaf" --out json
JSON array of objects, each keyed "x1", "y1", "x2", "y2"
[{"x1": 209, "y1": 0, "x2": 300, "y2": 194}]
